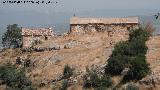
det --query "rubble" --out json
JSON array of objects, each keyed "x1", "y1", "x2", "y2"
[
  {"x1": 139, "y1": 71, "x2": 160, "y2": 85},
  {"x1": 34, "y1": 47, "x2": 46, "y2": 52},
  {"x1": 48, "y1": 43, "x2": 59, "y2": 50},
  {"x1": 64, "y1": 40, "x2": 79, "y2": 49},
  {"x1": 68, "y1": 77, "x2": 78, "y2": 85},
  {"x1": 52, "y1": 44, "x2": 64, "y2": 50},
  {"x1": 21, "y1": 47, "x2": 33, "y2": 52},
  {"x1": 121, "y1": 68, "x2": 130, "y2": 76},
  {"x1": 39, "y1": 79, "x2": 50, "y2": 87},
  {"x1": 22, "y1": 27, "x2": 54, "y2": 48},
  {"x1": 51, "y1": 74, "x2": 63, "y2": 82}
]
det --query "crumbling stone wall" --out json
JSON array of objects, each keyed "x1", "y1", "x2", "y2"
[
  {"x1": 22, "y1": 35, "x2": 52, "y2": 48},
  {"x1": 70, "y1": 17, "x2": 139, "y2": 34},
  {"x1": 70, "y1": 23, "x2": 138, "y2": 47},
  {"x1": 70, "y1": 24, "x2": 138, "y2": 36},
  {"x1": 22, "y1": 28, "x2": 54, "y2": 48},
  {"x1": 70, "y1": 25, "x2": 86, "y2": 34}
]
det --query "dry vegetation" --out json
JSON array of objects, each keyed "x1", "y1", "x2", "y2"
[{"x1": 0, "y1": 31, "x2": 160, "y2": 90}]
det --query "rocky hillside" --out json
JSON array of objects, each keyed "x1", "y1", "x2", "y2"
[{"x1": 0, "y1": 33, "x2": 160, "y2": 90}]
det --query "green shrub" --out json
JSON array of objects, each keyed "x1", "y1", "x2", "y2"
[
  {"x1": 2, "y1": 24, "x2": 22, "y2": 48},
  {"x1": 126, "y1": 83, "x2": 139, "y2": 90},
  {"x1": 63, "y1": 65, "x2": 74, "y2": 79},
  {"x1": 60, "y1": 80, "x2": 68, "y2": 90},
  {"x1": 123, "y1": 56, "x2": 150, "y2": 81},
  {"x1": 127, "y1": 40, "x2": 147, "y2": 56},
  {"x1": 99, "y1": 75, "x2": 112, "y2": 88},
  {"x1": 84, "y1": 68, "x2": 112, "y2": 89},
  {"x1": 111, "y1": 41, "x2": 129, "y2": 56},
  {"x1": 83, "y1": 67, "x2": 99, "y2": 88},
  {"x1": 0, "y1": 63, "x2": 34, "y2": 90},
  {"x1": 105, "y1": 27, "x2": 151, "y2": 81},
  {"x1": 106, "y1": 55, "x2": 130, "y2": 75},
  {"x1": 129, "y1": 28, "x2": 150, "y2": 42}
]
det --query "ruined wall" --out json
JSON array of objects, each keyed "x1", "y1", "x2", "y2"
[
  {"x1": 108, "y1": 24, "x2": 138, "y2": 45},
  {"x1": 22, "y1": 28, "x2": 54, "y2": 48},
  {"x1": 22, "y1": 35, "x2": 52, "y2": 48},
  {"x1": 23, "y1": 36, "x2": 52, "y2": 48},
  {"x1": 23, "y1": 36, "x2": 31, "y2": 48},
  {"x1": 70, "y1": 24, "x2": 100, "y2": 34},
  {"x1": 70, "y1": 24, "x2": 138, "y2": 34},
  {"x1": 70, "y1": 25, "x2": 86, "y2": 34},
  {"x1": 70, "y1": 24, "x2": 138, "y2": 46}
]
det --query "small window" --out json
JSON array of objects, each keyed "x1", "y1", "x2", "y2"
[
  {"x1": 108, "y1": 31, "x2": 113, "y2": 37},
  {"x1": 127, "y1": 27, "x2": 130, "y2": 30},
  {"x1": 45, "y1": 36, "x2": 48, "y2": 40}
]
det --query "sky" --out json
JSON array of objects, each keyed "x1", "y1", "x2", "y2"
[
  {"x1": 0, "y1": 0, "x2": 160, "y2": 31},
  {"x1": 0, "y1": 0, "x2": 160, "y2": 45},
  {"x1": 0, "y1": 0, "x2": 160, "y2": 12}
]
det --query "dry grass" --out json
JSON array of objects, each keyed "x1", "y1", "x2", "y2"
[{"x1": 0, "y1": 32, "x2": 160, "y2": 90}]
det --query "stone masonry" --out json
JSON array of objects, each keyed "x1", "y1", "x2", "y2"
[
  {"x1": 22, "y1": 27, "x2": 54, "y2": 48},
  {"x1": 70, "y1": 17, "x2": 139, "y2": 35}
]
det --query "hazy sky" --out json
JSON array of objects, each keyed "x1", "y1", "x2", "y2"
[
  {"x1": 1, "y1": 0, "x2": 160, "y2": 12},
  {"x1": 0, "y1": 0, "x2": 160, "y2": 41}
]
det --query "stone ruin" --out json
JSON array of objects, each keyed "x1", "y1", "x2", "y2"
[
  {"x1": 70, "y1": 17, "x2": 139, "y2": 35},
  {"x1": 69, "y1": 17, "x2": 139, "y2": 47},
  {"x1": 22, "y1": 27, "x2": 54, "y2": 48},
  {"x1": 21, "y1": 17, "x2": 139, "y2": 49}
]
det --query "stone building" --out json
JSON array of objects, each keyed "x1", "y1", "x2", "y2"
[
  {"x1": 70, "y1": 17, "x2": 139, "y2": 35},
  {"x1": 22, "y1": 27, "x2": 54, "y2": 48}
]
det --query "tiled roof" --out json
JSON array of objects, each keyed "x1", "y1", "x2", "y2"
[
  {"x1": 70, "y1": 17, "x2": 139, "y2": 24},
  {"x1": 22, "y1": 28, "x2": 54, "y2": 36}
]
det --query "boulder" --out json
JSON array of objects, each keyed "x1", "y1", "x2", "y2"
[
  {"x1": 54, "y1": 45, "x2": 64, "y2": 50},
  {"x1": 139, "y1": 72, "x2": 160, "y2": 85},
  {"x1": 48, "y1": 55, "x2": 64, "y2": 64},
  {"x1": 68, "y1": 77, "x2": 78, "y2": 85},
  {"x1": 49, "y1": 44, "x2": 64, "y2": 50},
  {"x1": 64, "y1": 41, "x2": 79, "y2": 49},
  {"x1": 121, "y1": 68, "x2": 130, "y2": 76}
]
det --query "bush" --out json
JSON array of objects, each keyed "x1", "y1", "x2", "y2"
[
  {"x1": 123, "y1": 56, "x2": 150, "y2": 81},
  {"x1": 2, "y1": 24, "x2": 22, "y2": 48},
  {"x1": 111, "y1": 41, "x2": 129, "y2": 56},
  {"x1": 105, "y1": 27, "x2": 151, "y2": 81},
  {"x1": 84, "y1": 68, "x2": 112, "y2": 89},
  {"x1": 127, "y1": 40, "x2": 147, "y2": 56},
  {"x1": 63, "y1": 65, "x2": 74, "y2": 79},
  {"x1": 129, "y1": 27, "x2": 150, "y2": 42},
  {"x1": 84, "y1": 70, "x2": 100, "y2": 88},
  {"x1": 60, "y1": 80, "x2": 68, "y2": 90},
  {"x1": 99, "y1": 75, "x2": 112, "y2": 88},
  {"x1": 0, "y1": 63, "x2": 34, "y2": 90},
  {"x1": 106, "y1": 55, "x2": 130, "y2": 75},
  {"x1": 126, "y1": 83, "x2": 139, "y2": 90}
]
